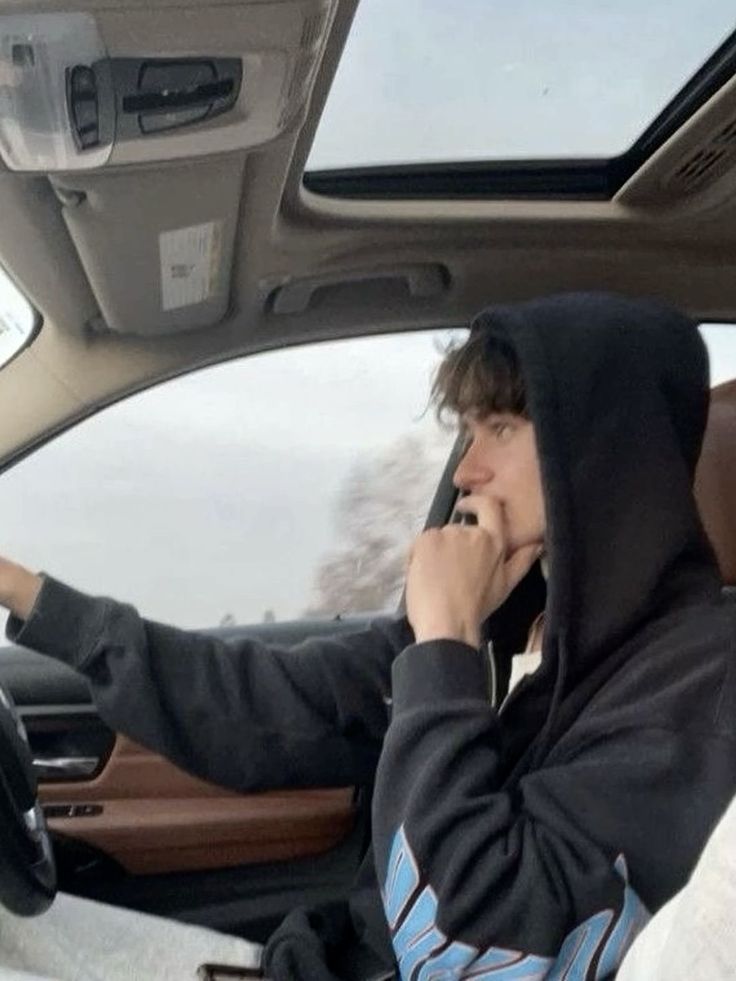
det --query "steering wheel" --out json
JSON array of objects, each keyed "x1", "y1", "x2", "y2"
[{"x1": 0, "y1": 681, "x2": 56, "y2": 915}]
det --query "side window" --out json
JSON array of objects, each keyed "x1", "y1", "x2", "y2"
[
  {"x1": 0, "y1": 331, "x2": 464, "y2": 628},
  {"x1": 700, "y1": 324, "x2": 736, "y2": 385},
  {"x1": 0, "y1": 263, "x2": 37, "y2": 370}
]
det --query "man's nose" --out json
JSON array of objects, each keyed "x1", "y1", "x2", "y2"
[
  {"x1": 452, "y1": 458, "x2": 470, "y2": 491},
  {"x1": 453, "y1": 446, "x2": 491, "y2": 491}
]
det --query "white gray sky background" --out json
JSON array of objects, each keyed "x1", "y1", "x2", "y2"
[{"x1": 2, "y1": 1, "x2": 736, "y2": 628}]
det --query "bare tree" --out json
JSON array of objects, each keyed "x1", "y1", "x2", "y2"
[{"x1": 305, "y1": 434, "x2": 445, "y2": 616}]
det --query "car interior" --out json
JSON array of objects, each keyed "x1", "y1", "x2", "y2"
[{"x1": 1, "y1": 0, "x2": 736, "y2": 964}]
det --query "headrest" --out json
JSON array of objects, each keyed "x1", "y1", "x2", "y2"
[{"x1": 694, "y1": 379, "x2": 736, "y2": 586}]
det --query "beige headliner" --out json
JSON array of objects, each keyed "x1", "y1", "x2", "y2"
[{"x1": 2, "y1": 0, "x2": 736, "y2": 469}]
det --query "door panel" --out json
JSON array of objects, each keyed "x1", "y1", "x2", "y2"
[{"x1": 41, "y1": 735, "x2": 355, "y2": 875}]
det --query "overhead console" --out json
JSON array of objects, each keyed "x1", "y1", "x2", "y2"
[
  {"x1": 0, "y1": 2, "x2": 335, "y2": 337},
  {"x1": 69, "y1": 55, "x2": 242, "y2": 146},
  {"x1": 0, "y1": 3, "x2": 335, "y2": 171}
]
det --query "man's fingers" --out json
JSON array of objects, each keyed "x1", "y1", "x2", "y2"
[{"x1": 454, "y1": 494, "x2": 506, "y2": 545}]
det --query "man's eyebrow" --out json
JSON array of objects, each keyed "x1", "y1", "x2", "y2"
[{"x1": 481, "y1": 411, "x2": 517, "y2": 424}]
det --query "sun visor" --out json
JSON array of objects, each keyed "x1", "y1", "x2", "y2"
[
  {"x1": 0, "y1": 1, "x2": 335, "y2": 172},
  {"x1": 53, "y1": 155, "x2": 245, "y2": 336}
]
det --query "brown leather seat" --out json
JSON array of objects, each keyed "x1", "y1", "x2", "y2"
[{"x1": 694, "y1": 379, "x2": 736, "y2": 588}]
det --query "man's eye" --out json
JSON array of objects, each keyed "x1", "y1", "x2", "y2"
[{"x1": 492, "y1": 422, "x2": 512, "y2": 439}]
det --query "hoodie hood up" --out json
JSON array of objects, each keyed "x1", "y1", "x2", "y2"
[{"x1": 473, "y1": 291, "x2": 722, "y2": 698}]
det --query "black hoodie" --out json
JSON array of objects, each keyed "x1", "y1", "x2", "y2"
[{"x1": 7, "y1": 293, "x2": 736, "y2": 980}]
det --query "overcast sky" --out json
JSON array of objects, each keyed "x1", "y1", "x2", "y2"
[
  {"x1": 2, "y1": 2, "x2": 736, "y2": 628},
  {"x1": 307, "y1": 0, "x2": 736, "y2": 169}
]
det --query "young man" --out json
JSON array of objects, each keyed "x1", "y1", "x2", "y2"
[{"x1": 0, "y1": 292, "x2": 734, "y2": 981}]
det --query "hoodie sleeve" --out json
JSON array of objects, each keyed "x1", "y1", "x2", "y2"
[
  {"x1": 372, "y1": 640, "x2": 734, "y2": 980},
  {"x1": 5, "y1": 576, "x2": 413, "y2": 790}
]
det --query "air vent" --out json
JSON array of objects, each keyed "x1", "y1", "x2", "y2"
[{"x1": 667, "y1": 116, "x2": 736, "y2": 194}]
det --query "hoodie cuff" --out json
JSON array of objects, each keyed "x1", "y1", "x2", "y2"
[
  {"x1": 5, "y1": 575, "x2": 108, "y2": 669},
  {"x1": 391, "y1": 639, "x2": 490, "y2": 713}
]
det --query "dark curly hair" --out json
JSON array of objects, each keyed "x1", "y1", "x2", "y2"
[{"x1": 431, "y1": 330, "x2": 528, "y2": 424}]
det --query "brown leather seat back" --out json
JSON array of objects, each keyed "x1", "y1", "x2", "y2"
[{"x1": 694, "y1": 379, "x2": 736, "y2": 588}]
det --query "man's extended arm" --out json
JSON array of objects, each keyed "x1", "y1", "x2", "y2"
[{"x1": 0, "y1": 560, "x2": 412, "y2": 790}]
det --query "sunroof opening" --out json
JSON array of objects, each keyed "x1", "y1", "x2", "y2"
[{"x1": 307, "y1": 0, "x2": 736, "y2": 173}]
